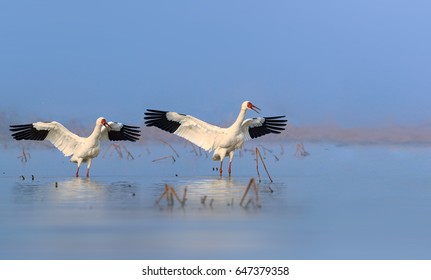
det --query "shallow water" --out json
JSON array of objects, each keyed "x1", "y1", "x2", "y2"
[{"x1": 1, "y1": 143, "x2": 431, "y2": 259}]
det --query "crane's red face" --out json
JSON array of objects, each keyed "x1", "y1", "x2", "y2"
[
  {"x1": 247, "y1": 102, "x2": 260, "y2": 113},
  {"x1": 101, "y1": 118, "x2": 111, "y2": 129}
]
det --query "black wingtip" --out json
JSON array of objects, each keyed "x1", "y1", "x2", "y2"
[
  {"x1": 248, "y1": 115, "x2": 288, "y2": 139},
  {"x1": 9, "y1": 124, "x2": 49, "y2": 141},
  {"x1": 9, "y1": 124, "x2": 33, "y2": 132},
  {"x1": 107, "y1": 124, "x2": 141, "y2": 142},
  {"x1": 143, "y1": 109, "x2": 181, "y2": 133}
]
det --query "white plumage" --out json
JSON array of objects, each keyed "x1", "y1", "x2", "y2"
[
  {"x1": 10, "y1": 117, "x2": 140, "y2": 177},
  {"x1": 145, "y1": 101, "x2": 287, "y2": 176}
]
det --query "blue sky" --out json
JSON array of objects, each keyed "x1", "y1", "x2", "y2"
[{"x1": 1, "y1": 0, "x2": 431, "y2": 128}]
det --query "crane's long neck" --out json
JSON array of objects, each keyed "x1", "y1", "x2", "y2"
[
  {"x1": 230, "y1": 107, "x2": 247, "y2": 129},
  {"x1": 89, "y1": 124, "x2": 103, "y2": 141}
]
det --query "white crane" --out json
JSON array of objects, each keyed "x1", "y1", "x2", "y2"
[
  {"x1": 144, "y1": 101, "x2": 287, "y2": 176},
  {"x1": 10, "y1": 117, "x2": 141, "y2": 177}
]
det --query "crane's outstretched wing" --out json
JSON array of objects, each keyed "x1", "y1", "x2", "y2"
[
  {"x1": 144, "y1": 109, "x2": 224, "y2": 151},
  {"x1": 100, "y1": 122, "x2": 141, "y2": 142},
  {"x1": 241, "y1": 116, "x2": 287, "y2": 141},
  {"x1": 9, "y1": 121, "x2": 83, "y2": 157}
]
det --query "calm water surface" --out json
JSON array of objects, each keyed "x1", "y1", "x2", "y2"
[{"x1": 1, "y1": 143, "x2": 431, "y2": 259}]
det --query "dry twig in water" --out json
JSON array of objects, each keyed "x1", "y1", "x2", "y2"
[
  {"x1": 103, "y1": 144, "x2": 123, "y2": 159},
  {"x1": 295, "y1": 142, "x2": 310, "y2": 157},
  {"x1": 227, "y1": 198, "x2": 234, "y2": 207},
  {"x1": 160, "y1": 139, "x2": 179, "y2": 158},
  {"x1": 152, "y1": 155, "x2": 176, "y2": 163},
  {"x1": 255, "y1": 147, "x2": 273, "y2": 183},
  {"x1": 122, "y1": 145, "x2": 135, "y2": 160},
  {"x1": 266, "y1": 184, "x2": 274, "y2": 193},
  {"x1": 156, "y1": 184, "x2": 182, "y2": 206},
  {"x1": 258, "y1": 145, "x2": 273, "y2": 156},
  {"x1": 18, "y1": 145, "x2": 30, "y2": 163},
  {"x1": 191, "y1": 144, "x2": 198, "y2": 156},
  {"x1": 181, "y1": 187, "x2": 187, "y2": 207},
  {"x1": 245, "y1": 198, "x2": 253, "y2": 208},
  {"x1": 240, "y1": 178, "x2": 260, "y2": 207}
]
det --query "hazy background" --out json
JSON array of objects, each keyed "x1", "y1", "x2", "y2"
[
  {"x1": 1, "y1": 0, "x2": 431, "y2": 144},
  {"x1": 2, "y1": 1, "x2": 431, "y2": 261}
]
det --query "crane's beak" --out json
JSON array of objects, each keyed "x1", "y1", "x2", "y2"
[{"x1": 251, "y1": 104, "x2": 261, "y2": 114}]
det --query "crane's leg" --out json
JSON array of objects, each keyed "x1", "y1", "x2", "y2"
[
  {"x1": 76, "y1": 159, "x2": 83, "y2": 177},
  {"x1": 228, "y1": 151, "x2": 235, "y2": 176},
  {"x1": 215, "y1": 153, "x2": 226, "y2": 177},
  {"x1": 86, "y1": 159, "x2": 92, "y2": 178}
]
